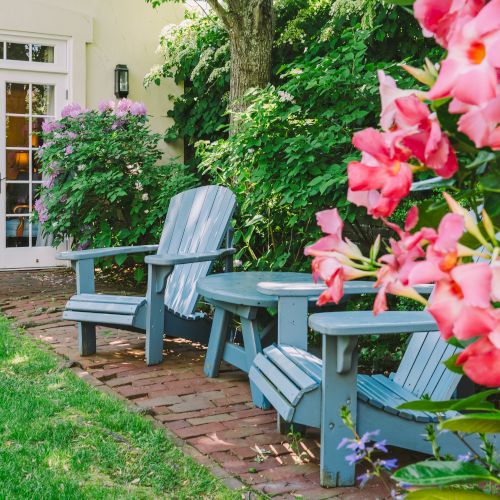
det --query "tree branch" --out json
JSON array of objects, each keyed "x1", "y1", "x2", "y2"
[{"x1": 206, "y1": 0, "x2": 231, "y2": 27}]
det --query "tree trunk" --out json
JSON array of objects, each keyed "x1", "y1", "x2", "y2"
[{"x1": 226, "y1": 0, "x2": 274, "y2": 133}]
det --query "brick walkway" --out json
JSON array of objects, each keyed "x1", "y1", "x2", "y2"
[{"x1": 0, "y1": 269, "x2": 422, "y2": 499}]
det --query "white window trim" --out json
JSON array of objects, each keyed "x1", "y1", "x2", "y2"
[{"x1": 0, "y1": 32, "x2": 67, "y2": 74}]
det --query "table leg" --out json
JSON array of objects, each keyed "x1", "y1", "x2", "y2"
[
  {"x1": 204, "y1": 306, "x2": 231, "y2": 378},
  {"x1": 241, "y1": 317, "x2": 271, "y2": 409}
]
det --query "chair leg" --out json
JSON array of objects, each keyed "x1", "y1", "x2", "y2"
[
  {"x1": 320, "y1": 335, "x2": 358, "y2": 487},
  {"x1": 145, "y1": 264, "x2": 167, "y2": 366},
  {"x1": 78, "y1": 322, "x2": 96, "y2": 356}
]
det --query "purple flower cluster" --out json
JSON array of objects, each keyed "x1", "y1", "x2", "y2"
[
  {"x1": 41, "y1": 120, "x2": 62, "y2": 133},
  {"x1": 34, "y1": 197, "x2": 49, "y2": 224},
  {"x1": 61, "y1": 102, "x2": 86, "y2": 118},
  {"x1": 338, "y1": 429, "x2": 398, "y2": 488},
  {"x1": 99, "y1": 98, "x2": 147, "y2": 118}
]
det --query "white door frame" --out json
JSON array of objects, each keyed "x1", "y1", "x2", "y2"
[{"x1": 0, "y1": 70, "x2": 68, "y2": 269}]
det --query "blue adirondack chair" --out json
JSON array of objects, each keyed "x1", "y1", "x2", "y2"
[
  {"x1": 57, "y1": 185, "x2": 237, "y2": 365},
  {"x1": 249, "y1": 284, "x2": 496, "y2": 487}
]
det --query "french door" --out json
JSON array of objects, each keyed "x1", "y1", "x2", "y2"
[{"x1": 0, "y1": 70, "x2": 67, "y2": 268}]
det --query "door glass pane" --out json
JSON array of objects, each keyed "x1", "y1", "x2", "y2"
[
  {"x1": 6, "y1": 116, "x2": 29, "y2": 147},
  {"x1": 31, "y1": 117, "x2": 47, "y2": 148},
  {"x1": 32, "y1": 151, "x2": 42, "y2": 181},
  {"x1": 32, "y1": 85, "x2": 54, "y2": 115},
  {"x1": 32, "y1": 45, "x2": 54, "y2": 63},
  {"x1": 0, "y1": 42, "x2": 4, "y2": 59},
  {"x1": 6, "y1": 216, "x2": 29, "y2": 247},
  {"x1": 6, "y1": 150, "x2": 30, "y2": 180},
  {"x1": 6, "y1": 183, "x2": 29, "y2": 214},
  {"x1": 6, "y1": 42, "x2": 29, "y2": 61},
  {"x1": 6, "y1": 83, "x2": 29, "y2": 114}
]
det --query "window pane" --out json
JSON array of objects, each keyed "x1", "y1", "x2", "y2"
[
  {"x1": 0, "y1": 42, "x2": 4, "y2": 59},
  {"x1": 6, "y1": 42, "x2": 29, "y2": 61},
  {"x1": 6, "y1": 116, "x2": 29, "y2": 147},
  {"x1": 32, "y1": 85, "x2": 54, "y2": 115},
  {"x1": 6, "y1": 183, "x2": 29, "y2": 214},
  {"x1": 32, "y1": 151, "x2": 42, "y2": 181},
  {"x1": 31, "y1": 117, "x2": 46, "y2": 147},
  {"x1": 6, "y1": 216, "x2": 29, "y2": 247},
  {"x1": 6, "y1": 150, "x2": 30, "y2": 180},
  {"x1": 32, "y1": 44, "x2": 54, "y2": 63},
  {"x1": 6, "y1": 82, "x2": 29, "y2": 114}
]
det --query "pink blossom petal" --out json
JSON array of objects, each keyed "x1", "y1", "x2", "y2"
[{"x1": 451, "y1": 263, "x2": 492, "y2": 308}]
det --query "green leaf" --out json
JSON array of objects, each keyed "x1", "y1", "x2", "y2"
[
  {"x1": 398, "y1": 389, "x2": 499, "y2": 413},
  {"x1": 440, "y1": 413, "x2": 500, "y2": 434},
  {"x1": 392, "y1": 461, "x2": 496, "y2": 487},
  {"x1": 405, "y1": 489, "x2": 493, "y2": 499},
  {"x1": 384, "y1": 0, "x2": 415, "y2": 5},
  {"x1": 443, "y1": 353, "x2": 464, "y2": 375},
  {"x1": 479, "y1": 172, "x2": 500, "y2": 193},
  {"x1": 114, "y1": 254, "x2": 127, "y2": 266}
]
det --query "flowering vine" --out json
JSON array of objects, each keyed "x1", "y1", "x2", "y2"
[{"x1": 308, "y1": 0, "x2": 500, "y2": 389}]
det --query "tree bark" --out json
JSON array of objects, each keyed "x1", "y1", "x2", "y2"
[{"x1": 207, "y1": 0, "x2": 274, "y2": 133}]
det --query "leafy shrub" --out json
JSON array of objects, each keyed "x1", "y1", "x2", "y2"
[
  {"x1": 196, "y1": 26, "x2": 420, "y2": 271},
  {"x1": 35, "y1": 100, "x2": 198, "y2": 258}
]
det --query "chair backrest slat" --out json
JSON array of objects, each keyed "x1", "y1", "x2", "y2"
[{"x1": 159, "y1": 185, "x2": 236, "y2": 317}]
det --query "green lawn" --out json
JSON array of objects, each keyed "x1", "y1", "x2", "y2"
[{"x1": 0, "y1": 316, "x2": 243, "y2": 499}]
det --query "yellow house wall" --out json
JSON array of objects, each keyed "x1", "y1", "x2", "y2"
[{"x1": 0, "y1": 0, "x2": 183, "y2": 158}]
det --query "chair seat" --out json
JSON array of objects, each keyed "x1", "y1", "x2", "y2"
[
  {"x1": 63, "y1": 293, "x2": 207, "y2": 329},
  {"x1": 250, "y1": 344, "x2": 455, "y2": 426},
  {"x1": 63, "y1": 293, "x2": 147, "y2": 328}
]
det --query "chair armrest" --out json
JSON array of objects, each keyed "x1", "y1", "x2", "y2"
[
  {"x1": 257, "y1": 281, "x2": 434, "y2": 297},
  {"x1": 144, "y1": 248, "x2": 236, "y2": 266},
  {"x1": 56, "y1": 245, "x2": 159, "y2": 261},
  {"x1": 309, "y1": 311, "x2": 437, "y2": 337}
]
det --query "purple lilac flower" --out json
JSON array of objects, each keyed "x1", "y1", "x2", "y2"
[
  {"x1": 41, "y1": 120, "x2": 62, "y2": 133},
  {"x1": 111, "y1": 120, "x2": 126, "y2": 130},
  {"x1": 357, "y1": 472, "x2": 372, "y2": 488},
  {"x1": 345, "y1": 452, "x2": 365, "y2": 466},
  {"x1": 65, "y1": 145, "x2": 73, "y2": 155},
  {"x1": 458, "y1": 453, "x2": 473, "y2": 462},
  {"x1": 98, "y1": 99, "x2": 115, "y2": 112},
  {"x1": 61, "y1": 102, "x2": 84, "y2": 118},
  {"x1": 379, "y1": 458, "x2": 398, "y2": 470},
  {"x1": 59, "y1": 195, "x2": 67, "y2": 203},
  {"x1": 130, "y1": 101, "x2": 147, "y2": 116},
  {"x1": 66, "y1": 131, "x2": 77, "y2": 139},
  {"x1": 34, "y1": 198, "x2": 48, "y2": 223},
  {"x1": 374, "y1": 439, "x2": 388, "y2": 453},
  {"x1": 114, "y1": 98, "x2": 133, "y2": 118}
]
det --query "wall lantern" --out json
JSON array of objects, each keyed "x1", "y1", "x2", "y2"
[{"x1": 114, "y1": 64, "x2": 129, "y2": 98}]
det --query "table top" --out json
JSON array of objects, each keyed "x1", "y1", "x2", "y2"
[{"x1": 196, "y1": 272, "x2": 381, "y2": 308}]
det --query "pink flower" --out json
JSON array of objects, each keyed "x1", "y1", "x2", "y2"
[
  {"x1": 61, "y1": 103, "x2": 84, "y2": 118},
  {"x1": 41, "y1": 120, "x2": 62, "y2": 133},
  {"x1": 305, "y1": 209, "x2": 371, "y2": 304},
  {"x1": 456, "y1": 335, "x2": 500, "y2": 387},
  {"x1": 407, "y1": 213, "x2": 464, "y2": 284},
  {"x1": 34, "y1": 198, "x2": 48, "y2": 223},
  {"x1": 378, "y1": 71, "x2": 421, "y2": 130},
  {"x1": 427, "y1": 263, "x2": 494, "y2": 340},
  {"x1": 392, "y1": 96, "x2": 458, "y2": 178},
  {"x1": 64, "y1": 145, "x2": 73, "y2": 155},
  {"x1": 130, "y1": 102, "x2": 147, "y2": 116},
  {"x1": 449, "y1": 92, "x2": 500, "y2": 150},
  {"x1": 114, "y1": 98, "x2": 133, "y2": 118},
  {"x1": 98, "y1": 100, "x2": 115, "y2": 112},
  {"x1": 413, "y1": 0, "x2": 485, "y2": 48},
  {"x1": 428, "y1": 0, "x2": 500, "y2": 106},
  {"x1": 347, "y1": 128, "x2": 413, "y2": 218}
]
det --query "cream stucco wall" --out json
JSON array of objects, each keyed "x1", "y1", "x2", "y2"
[{"x1": 0, "y1": 0, "x2": 184, "y2": 158}]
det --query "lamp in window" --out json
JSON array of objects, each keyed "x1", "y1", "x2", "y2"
[
  {"x1": 114, "y1": 64, "x2": 129, "y2": 98},
  {"x1": 14, "y1": 151, "x2": 29, "y2": 178}
]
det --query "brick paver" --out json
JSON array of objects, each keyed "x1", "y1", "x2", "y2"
[{"x1": 0, "y1": 269, "x2": 424, "y2": 499}]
